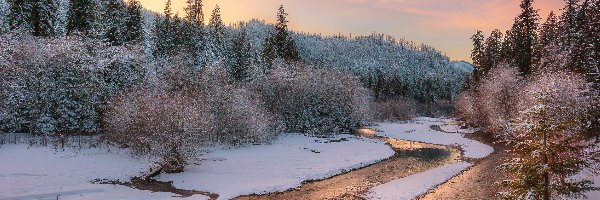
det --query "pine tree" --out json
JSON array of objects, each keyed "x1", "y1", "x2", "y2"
[
  {"x1": 0, "y1": 0, "x2": 6, "y2": 32},
  {"x1": 498, "y1": 89, "x2": 598, "y2": 200},
  {"x1": 104, "y1": 0, "x2": 127, "y2": 45},
  {"x1": 481, "y1": 29, "x2": 503, "y2": 75},
  {"x1": 229, "y1": 28, "x2": 252, "y2": 82},
  {"x1": 533, "y1": 11, "x2": 561, "y2": 71},
  {"x1": 560, "y1": 0, "x2": 581, "y2": 49},
  {"x1": 123, "y1": 0, "x2": 143, "y2": 43},
  {"x1": 67, "y1": 0, "x2": 99, "y2": 36},
  {"x1": 208, "y1": 5, "x2": 226, "y2": 61},
  {"x1": 154, "y1": 0, "x2": 174, "y2": 57},
  {"x1": 7, "y1": 0, "x2": 57, "y2": 36},
  {"x1": 184, "y1": 0, "x2": 203, "y2": 27},
  {"x1": 508, "y1": 0, "x2": 540, "y2": 76},
  {"x1": 182, "y1": 0, "x2": 205, "y2": 65},
  {"x1": 470, "y1": 30, "x2": 485, "y2": 83},
  {"x1": 261, "y1": 5, "x2": 300, "y2": 67}
]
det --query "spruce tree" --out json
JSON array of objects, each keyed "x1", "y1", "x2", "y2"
[
  {"x1": 578, "y1": 0, "x2": 600, "y2": 140},
  {"x1": 67, "y1": 0, "x2": 99, "y2": 36},
  {"x1": 123, "y1": 0, "x2": 143, "y2": 43},
  {"x1": 560, "y1": 0, "x2": 581, "y2": 48},
  {"x1": 470, "y1": 30, "x2": 485, "y2": 82},
  {"x1": 208, "y1": 5, "x2": 226, "y2": 60},
  {"x1": 184, "y1": 0, "x2": 203, "y2": 27},
  {"x1": 229, "y1": 28, "x2": 252, "y2": 82},
  {"x1": 499, "y1": 89, "x2": 599, "y2": 200},
  {"x1": 154, "y1": 0, "x2": 174, "y2": 57},
  {"x1": 261, "y1": 5, "x2": 300, "y2": 67},
  {"x1": 481, "y1": 29, "x2": 503, "y2": 75},
  {"x1": 104, "y1": 0, "x2": 127, "y2": 45},
  {"x1": 183, "y1": 0, "x2": 205, "y2": 65},
  {"x1": 7, "y1": 0, "x2": 57, "y2": 36},
  {"x1": 508, "y1": 0, "x2": 539, "y2": 76},
  {"x1": 533, "y1": 11, "x2": 561, "y2": 71}
]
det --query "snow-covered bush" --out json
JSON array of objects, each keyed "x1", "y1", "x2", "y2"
[
  {"x1": 376, "y1": 98, "x2": 417, "y2": 121},
  {"x1": 507, "y1": 71, "x2": 591, "y2": 138},
  {"x1": 256, "y1": 63, "x2": 374, "y2": 135},
  {"x1": 103, "y1": 76, "x2": 211, "y2": 172},
  {"x1": 456, "y1": 90, "x2": 479, "y2": 127},
  {"x1": 103, "y1": 66, "x2": 277, "y2": 171},
  {"x1": 196, "y1": 65, "x2": 278, "y2": 145},
  {"x1": 474, "y1": 65, "x2": 524, "y2": 133}
]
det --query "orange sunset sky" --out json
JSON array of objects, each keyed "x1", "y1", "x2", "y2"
[{"x1": 138, "y1": 0, "x2": 565, "y2": 62}]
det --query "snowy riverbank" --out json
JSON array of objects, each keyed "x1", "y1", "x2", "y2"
[{"x1": 0, "y1": 133, "x2": 394, "y2": 200}]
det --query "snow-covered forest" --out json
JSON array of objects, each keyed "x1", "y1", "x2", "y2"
[
  {"x1": 0, "y1": 0, "x2": 599, "y2": 199},
  {"x1": 457, "y1": 0, "x2": 600, "y2": 199}
]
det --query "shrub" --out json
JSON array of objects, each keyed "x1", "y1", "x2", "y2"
[
  {"x1": 196, "y1": 65, "x2": 278, "y2": 145},
  {"x1": 475, "y1": 65, "x2": 524, "y2": 133},
  {"x1": 103, "y1": 66, "x2": 277, "y2": 171},
  {"x1": 103, "y1": 81, "x2": 211, "y2": 172},
  {"x1": 256, "y1": 62, "x2": 375, "y2": 135},
  {"x1": 456, "y1": 89, "x2": 479, "y2": 127},
  {"x1": 376, "y1": 98, "x2": 417, "y2": 121}
]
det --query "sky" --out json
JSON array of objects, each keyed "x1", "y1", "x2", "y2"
[{"x1": 138, "y1": 0, "x2": 565, "y2": 62}]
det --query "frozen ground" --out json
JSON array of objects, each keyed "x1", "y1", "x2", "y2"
[
  {"x1": 372, "y1": 117, "x2": 494, "y2": 159},
  {"x1": 157, "y1": 134, "x2": 395, "y2": 199},
  {"x1": 364, "y1": 162, "x2": 472, "y2": 200},
  {"x1": 0, "y1": 143, "x2": 196, "y2": 200}
]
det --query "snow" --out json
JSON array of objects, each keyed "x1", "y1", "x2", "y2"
[
  {"x1": 0, "y1": 143, "x2": 205, "y2": 200},
  {"x1": 371, "y1": 117, "x2": 494, "y2": 159},
  {"x1": 157, "y1": 134, "x2": 395, "y2": 199},
  {"x1": 0, "y1": 133, "x2": 393, "y2": 200},
  {"x1": 365, "y1": 161, "x2": 472, "y2": 200}
]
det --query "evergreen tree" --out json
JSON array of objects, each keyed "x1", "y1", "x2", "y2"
[
  {"x1": 208, "y1": 5, "x2": 226, "y2": 60},
  {"x1": 154, "y1": 0, "x2": 174, "y2": 57},
  {"x1": 481, "y1": 29, "x2": 503, "y2": 75},
  {"x1": 7, "y1": 0, "x2": 57, "y2": 36},
  {"x1": 184, "y1": 0, "x2": 203, "y2": 27},
  {"x1": 560, "y1": 0, "x2": 581, "y2": 48},
  {"x1": 103, "y1": 0, "x2": 127, "y2": 45},
  {"x1": 470, "y1": 30, "x2": 485, "y2": 82},
  {"x1": 500, "y1": 29, "x2": 516, "y2": 64},
  {"x1": 508, "y1": 0, "x2": 539, "y2": 76},
  {"x1": 262, "y1": 5, "x2": 300, "y2": 67},
  {"x1": 499, "y1": 89, "x2": 598, "y2": 200},
  {"x1": 123, "y1": 0, "x2": 143, "y2": 43},
  {"x1": 0, "y1": 0, "x2": 6, "y2": 32},
  {"x1": 578, "y1": 0, "x2": 600, "y2": 140},
  {"x1": 570, "y1": 0, "x2": 597, "y2": 75},
  {"x1": 533, "y1": 11, "x2": 561, "y2": 71},
  {"x1": 67, "y1": 0, "x2": 99, "y2": 36},
  {"x1": 182, "y1": 0, "x2": 205, "y2": 66},
  {"x1": 229, "y1": 28, "x2": 252, "y2": 82}
]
